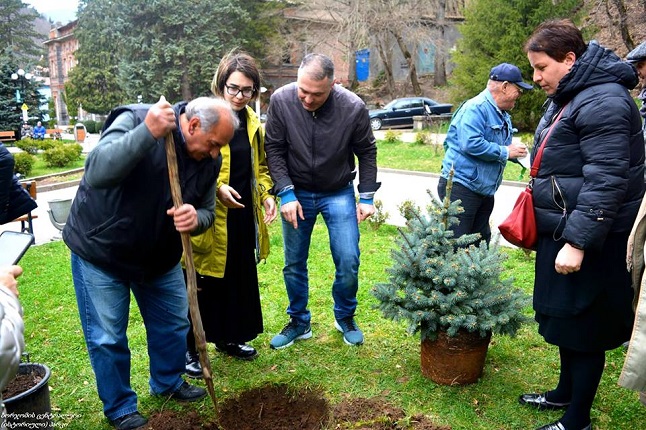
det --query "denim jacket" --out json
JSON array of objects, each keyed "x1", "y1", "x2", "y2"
[{"x1": 440, "y1": 89, "x2": 512, "y2": 196}]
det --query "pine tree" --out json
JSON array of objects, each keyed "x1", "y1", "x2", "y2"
[
  {"x1": 371, "y1": 174, "x2": 530, "y2": 341},
  {"x1": 0, "y1": 58, "x2": 45, "y2": 135}
]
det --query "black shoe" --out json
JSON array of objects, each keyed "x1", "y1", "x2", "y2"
[
  {"x1": 185, "y1": 350, "x2": 202, "y2": 379},
  {"x1": 110, "y1": 412, "x2": 148, "y2": 430},
  {"x1": 215, "y1": 342, "x2": 258, "y2": 360},
  {"x1": 519, "y1": 393, "x2": 570, "y2": 410},
  {"x1": 536, "y1": 421, "x2": 591, "y2": 430},
  {"x1": 170, "y1": 381, "x2": 207, "y2": 402}
]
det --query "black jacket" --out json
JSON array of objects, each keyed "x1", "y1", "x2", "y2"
[
  {"x1": 63, "y1": 103, "x2": 219, "y2": 280},
  {"x1": 0, "y1": 144, "x2": 37, "y2": 225},
  {"x1": 532, "y1": 41, "x2": 645, "y2": 251},
  {"x1": 264, "y1": 83, "x2": 380, "y2": 194}
]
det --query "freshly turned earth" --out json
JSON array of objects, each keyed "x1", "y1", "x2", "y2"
[{"x1": 143, "y1": 384, "x2": 450, "y2": 429}]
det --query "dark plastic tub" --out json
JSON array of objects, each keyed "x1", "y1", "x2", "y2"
[{"x1": 4, "y1": 363, "x2": 52, "y2": 429}]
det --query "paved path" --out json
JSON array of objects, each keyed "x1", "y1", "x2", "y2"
[{"x1": 376, "y1": 169, "x2": 524, "y2": 246}]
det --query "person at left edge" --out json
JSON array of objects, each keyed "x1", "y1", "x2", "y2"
[
  {"x1": 0, "y1": 265, "x2": 25, "y2": 430},
  {"x1": 62, "y1": 96, "x2": 238, "y2": 430}
]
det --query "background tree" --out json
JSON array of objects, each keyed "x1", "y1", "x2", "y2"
[
  {"x1": 117, "y1": 0, "x2": 247, "y2": 103},
  {"x1": 449, "y1": 0, "x2": 583, "y2": 131},
  {"x1": 0, "y1": 59, "x2": 23, "y2": 133},
  {"x1": 0, "y1": 0, "x2": 43, "y2": 60},
  {"x1": 65, "y1": 0, "x2": 127, "y2": 115},
  {"x1": 322, "y1": 0, "x2": 457, "y2": 97},
  {"x1": 0, "y1": 56, "x2": 45, "y2": 137},
  {"x1": 0, "y1": 0, "x2": 47, "y2": 135},
  {"x1": 586, "y1": 0, "x2": 646, "y2": 56},
  {"x1": 236, "y1": 0, "x2": 289, "y2": 64},
  {"x1": 69, "y1": 0, "x2": 268, "y2": 113}
]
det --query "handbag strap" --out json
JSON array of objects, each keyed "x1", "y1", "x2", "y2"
[{"x1": 530, "y1": 104, "x2": 568, "y2": 177}]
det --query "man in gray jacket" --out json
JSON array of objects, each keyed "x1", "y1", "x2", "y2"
[{"x1": 265, "y1": 53, "x2": 380, "y2": 349}]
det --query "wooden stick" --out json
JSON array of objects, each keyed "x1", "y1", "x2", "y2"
[{"x1": 164, "y1": 132, "x2": 218, "y2": 411}]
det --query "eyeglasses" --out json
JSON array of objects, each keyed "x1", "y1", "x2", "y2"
[
  {"x1": 225, "y1": 84, "x2": 255, "y2": 98},
  {"x1": 506, "y1": 82, "x2": 524, "y2": 95}
]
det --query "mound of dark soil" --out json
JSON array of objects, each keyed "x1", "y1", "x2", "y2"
[
  {"x1": 217, "y1": 384, "x2": 329, "y2": 430},
  {"x1": 141, "y1": 384, "x2": 450, "y2": 430}
]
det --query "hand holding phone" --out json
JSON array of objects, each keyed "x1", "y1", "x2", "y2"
[
  {"x1": 0, "y1": 231, "x2": 35, "y2": 266},
  {"x1": 0, "y1": 265, "x2": 22, "y2": 296}
]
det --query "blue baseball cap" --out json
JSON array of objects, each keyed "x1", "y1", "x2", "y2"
[{"x1": 489, "y1": 63, "x2": 533, "y2": 90}]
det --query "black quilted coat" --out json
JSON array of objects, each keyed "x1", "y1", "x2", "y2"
[
  {"x1": 530, "y1": 42, "x2": 645, "y2": 342},
  {"x1": 532, "y1": 41, "x2": 645, "y2": 252}
]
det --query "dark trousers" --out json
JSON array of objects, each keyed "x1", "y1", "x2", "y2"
[{"x1": 437, "y1": 177, "x2": 494, "y2": 244}]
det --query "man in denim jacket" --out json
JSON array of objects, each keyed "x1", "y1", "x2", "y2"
[{"x1": 438, "y1": 63, "x2": 531, "y2": 243}]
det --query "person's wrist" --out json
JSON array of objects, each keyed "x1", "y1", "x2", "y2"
[{"x1": 278, "y1": 188, "x2": 297, "y2": 204}]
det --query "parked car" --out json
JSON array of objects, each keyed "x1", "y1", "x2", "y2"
[{"x1": 369, "y1": 97, "x2": 452, "y2": 130}]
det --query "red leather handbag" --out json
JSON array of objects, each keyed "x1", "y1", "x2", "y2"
[
  {"x1": 499, "y1": 105, "x2": 567, "y2": 250},
  {"x1": 499, "y1": 183, "x2": 537, "y2": 249}
]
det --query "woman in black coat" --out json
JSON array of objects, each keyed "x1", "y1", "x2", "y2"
[
  {"x1": 0, "y1": 144, "x2": 37, "y2": 225},
  {"x1": 519, "y1": 19, "x2": 645, "y2": 430}
]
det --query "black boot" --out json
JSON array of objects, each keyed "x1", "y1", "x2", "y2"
[
  {"x1": 215, "y1": 342, "x2": 258, "y2": 360},
  {"x1": 184, "y1": 350, "x2": 202, "y2": 379}
]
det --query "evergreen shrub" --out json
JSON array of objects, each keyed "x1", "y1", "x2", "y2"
[
  {"x1": 43, "y1": 144, "x2": 82, "y2": 168},
  {"x1": 371, "y1": 174, "x2": 530, "y2": 341},
  {"x1": 15, "y1": 138, "x2": 39, "y2": 155},
  {"x1": 383, "y1": 130, "x2": 401, "y2": 144},
  {"x1": 82, "y1": 120, "x2": 96, "y2": 133},
  {"x1": 37, "y1": 140, "x2": 56, "y2": 151},
  {"x1": 13, "y1": 152, "x2": 35, "y2": 177},
  {"x1": 366, "y1": 199, "x2": 389, "y2": 230}
]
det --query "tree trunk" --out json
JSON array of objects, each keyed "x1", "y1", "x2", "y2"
[
  {"x1": 375, "y1": 35, "x2": 395, "y2": 99},
  {"x1": 434, "y1": 0, "x2": 448, "y2": 86},
  {"x1": 392, "y1": 31, "x2": 422, "y2": 96},
  {"x1": 608, "y1": 0, "x2": 635, "y2": 50},
  {"x1": 347, "y1": 46, "x2": 358, "y2": 90},
  {"x1": 181, "y1": 58, "x2": 192, "y2": 100}
]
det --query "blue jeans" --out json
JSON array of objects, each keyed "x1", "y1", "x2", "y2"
[
  {"x1": 282, "y1": 184, "x2": 360, "y2": 325},
  {"x1": 71, "y1": 253, "x2": 188, "y2": 420},
  {"x1": 437, "y1": 177, "x2": 494, "y2": 244}
]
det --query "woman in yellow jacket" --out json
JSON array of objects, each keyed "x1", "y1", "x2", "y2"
[{"x1": 185, "y1": 52, "x2": 276, "y2": 375}]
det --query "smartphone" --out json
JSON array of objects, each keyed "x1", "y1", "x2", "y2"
[{"x1": 0, "y1": 231, "x2": 35, "y2": 266}]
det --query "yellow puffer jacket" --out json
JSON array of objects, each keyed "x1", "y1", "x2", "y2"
[{"x1": 186, "y1": 106, "x2": 273, "y2": 277}]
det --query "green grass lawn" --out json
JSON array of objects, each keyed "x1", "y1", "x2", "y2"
[
  {"x1": 15, "y1": 219, "x2": 646, "y2": 429},
  {"x1": 26, "y1": 155, "x2": 85, "y2": 178}
]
